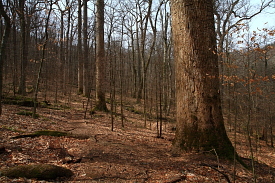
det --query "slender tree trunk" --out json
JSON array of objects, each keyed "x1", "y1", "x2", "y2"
[
  {"x1": 120, "y1": 20, "x2": 125, "y2": 127},
  {"x1": 0, "y1": 1, "x2": 11, "y2": 115},
  {"x1": 64, "y1": 6, "x2": 71, "y2": 95},
  {"x1": 233, "y1": 84, "x2": 238, "y2": 182},
  {"x1": 83, "y1": 0, "x2": 89, "y2": 96},
  {"x1": 32, "y1": 0, "x2": 53, "y2": 118},
  {"x1": 270, "y1": 124, "x2": 274, "y2": 148},
  {"x1": 59, "y1": 11, "x2": 64, "y2": 95},
  {"x1": 245, "y1": 44, "x2": 256, "y2": 182},
  {"x1": 158, "y1": 65, "x2": 163, "y2": 138},
  {"x1": 12, "y1": 21, "x2": 17, "y2": 96},
  {"x1": 78, "y1": 0, "x2": 83, "y2": 94},
  {"x1": 110, "y1": 51, "x2": 115, "y2": 131},
  {"x1": 155, "y1": 65, "x2": 159, "y2": 135},
  {"x1": 18, "y1": 0, "x2": 28, "y2": 95},
  {"x1": 170, "y1": 0, "x2": 236, "y2": 158},
  {"x1": 136, "y1": 0, "x2": 153, "y2": 103},
  {"x1": 94, "y1": 0, "x2": 107, "y2": 111},
  {"x1": 135, "y1": 15, "x2": 142, "y2": 102}
]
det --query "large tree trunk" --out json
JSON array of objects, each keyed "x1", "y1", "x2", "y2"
[
  {"x1": 94, "y1": 0, "x2": 107, "y2": 111},
  {"x1": 170, "y1": 0, "x2": 235, "y2": 158}
]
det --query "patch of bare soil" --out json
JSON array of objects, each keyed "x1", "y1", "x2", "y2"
[{"x1": 0, "y1": 97, "x2": 275, "y2": 182}]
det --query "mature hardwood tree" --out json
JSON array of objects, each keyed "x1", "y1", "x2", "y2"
[
  {"x1": 94, "y1": 0, "x2": 107, "y2": 111},
  {"x1": 170, "y1": 0, "x2": 236, "y2": 158},
  {"x1": 0, "y1": 0, "x2": 11, "y2": 115}
]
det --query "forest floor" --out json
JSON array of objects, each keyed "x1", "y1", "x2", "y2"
[{"x1": 0, "y1": 93, "x2": 275, "y2": 182}]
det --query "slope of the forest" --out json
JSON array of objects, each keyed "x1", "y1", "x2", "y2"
[{"x1": 0, "y1": 93, "x2": 275, "y2": 183}]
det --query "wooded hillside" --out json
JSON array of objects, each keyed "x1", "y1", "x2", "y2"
[{"x1": 0, "y1": 0, "x2": 275, "y2": 182}]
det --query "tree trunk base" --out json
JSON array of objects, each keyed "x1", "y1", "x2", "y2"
[{"x1": 93, "y1": 102, "x2": 108, "y2": 112}]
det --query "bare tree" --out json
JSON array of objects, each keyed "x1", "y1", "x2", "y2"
[
  {"x1": 32, "y1": 0, "x2": 54, "y2": 118},
  {"x1": 94, "y1": 0, "x2": 107, "y2": 111},
  {"x1": 214, "y1": 0, "x2": 273, "y2": 98},
  {"x1": 0, "y1": 0, "x2": 11, "y2": 115},
  {"x1": 83, "y1": 0, "x2": 89, "y2": 96},
  {"x1": 77, "y1": 0, "x2": 83, "y2": 94},
  {"x1": 17, "y1": 0, "x2": 28, "y2": 95},
  {"x1": 214, "y1": 0, "x2": 273, "y2": 54}
]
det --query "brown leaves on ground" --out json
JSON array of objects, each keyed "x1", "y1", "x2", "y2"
[{"x1": 0, "y1": 98, "x2": 275, "y2": 182}]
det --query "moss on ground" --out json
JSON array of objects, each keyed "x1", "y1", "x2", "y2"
[
  {"x1": 17, "y1": 110, "x2": 40, "y2": 118},
  {"x1": 2, "y1": 96, "x2": 35, "y2": 107},
  {"x1": 11, "y1": 130, "x2": 90, "y2": 139},
  {"x1": 0, "y1": 164, "x2": 73, "y2": 180},
  {"x1": 11, "y1": 130, "x2": 68, "y2": 139},
  {"x1": 34, "y1": 130, "x2": 68, "y2": 137}
]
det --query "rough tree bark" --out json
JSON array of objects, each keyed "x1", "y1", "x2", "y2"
[
  {"x1": 94, "y1": 0, "x2": 107, "y2": 111},
  {"x1": 170, "y1": 0, "x2": 236, "y2": 158}
]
